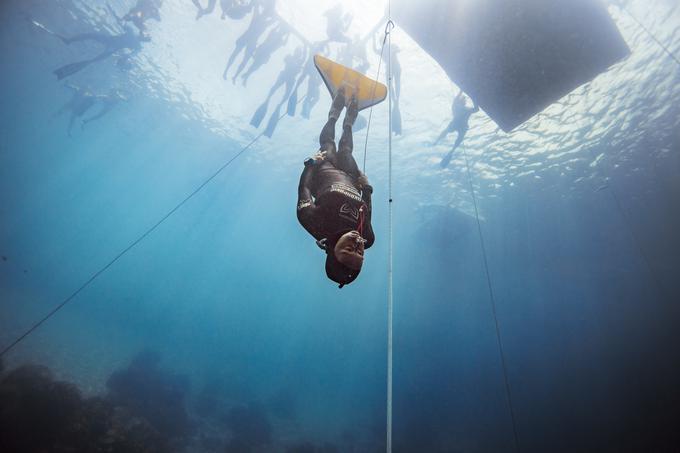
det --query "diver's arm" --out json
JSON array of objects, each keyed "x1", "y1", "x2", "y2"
[
  {"x1": 361, "y1": 185, "x2": 374, "y2": 248},
  {"x1": 298, "y1": 164, "x2": 315, "y2": 203},
  {"x1": 297, "y1": 165, "x2": 322, "y2": 239},
  {"x1": 363, "y1": 205, "x2": 375, "y2": 249}
]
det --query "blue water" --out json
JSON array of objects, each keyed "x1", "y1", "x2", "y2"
[{"x1": 1, "y1": 0, "x2": 679, "y2": 452}]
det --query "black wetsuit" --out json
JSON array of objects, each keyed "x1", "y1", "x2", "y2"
[{"x1": 297, "y1": 115, "x2": 374, "y2": 248}]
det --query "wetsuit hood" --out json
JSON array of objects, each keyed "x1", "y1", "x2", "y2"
[{"x1": 322, "y1": 230, "x2": 361, "y2": 288}]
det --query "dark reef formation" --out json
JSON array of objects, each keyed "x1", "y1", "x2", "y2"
[
  {"x1": 223, "y1": 403, "x2": 273, "y2": 450},
  {"x1": 106, "y1": 350, "x2": 193, "y2": 441},
  {"x1": 285, "y1": 441, "x2": 339, "y2": 453},
  {"x1": 0, "y1": 353, "x2": 350, "y2": 452},
  {"x1": 0, "y1": 364, "x2": 167, "y2": 452}
]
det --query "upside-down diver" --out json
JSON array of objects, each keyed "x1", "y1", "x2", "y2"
[{"x1": 296, "y1": 88, "x2": 374, "y2": 288}]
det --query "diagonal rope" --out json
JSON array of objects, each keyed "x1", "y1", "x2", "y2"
[
  {"x1": 0, "y1": 96, "x2": 306, "y2": 358},
  {"x1": 462, "y1": 148, "x2": 521, "y2": 453}
]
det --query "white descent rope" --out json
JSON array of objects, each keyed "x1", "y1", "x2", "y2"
[{"x1": 386, "y1": 5, "x2": 394, "y2": 453}]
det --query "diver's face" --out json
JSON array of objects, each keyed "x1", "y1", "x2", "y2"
[{"x1": 334, "y1": 230, "x2": 365, "y2": 270}]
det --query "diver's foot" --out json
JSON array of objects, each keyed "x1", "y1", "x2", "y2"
[
  {"x1": 343, "y1": 95, "x2": 358, "y2": 128},
  {"x1": 329, "y1": 87, "x2": 346, "y2": 121}
]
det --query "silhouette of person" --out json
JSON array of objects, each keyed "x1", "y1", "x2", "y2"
[
  {"x1": 82, "y1": 90, "x2": 128, "y2": 128},
  {"x1": 435, "y1": 90, "x2": 479, "y2": 167},
  {"x1": 223, "y1": 0, "x2": 276, "y2": 80},
  {"x1": 54, "y1": 84, "x2": 96, "y2": 136},
  {"x1": 239, "y1": 23, "x2": 289, "y2": 86},
  {"x1": 297, "y1": 88, "x2": 374, "y2": 288},
  {"x1": 52, "y1": 25, "x2": 150, "y2": 79},
  {"x1": 250, "y1": 46, "x2": 305, "y2": 136},
  {"x1": 109, "y1": 0, "x2": 161, "y2": 33},
  {"x1": 324, "y1": 5, "x2": 352, "y2": 43}
]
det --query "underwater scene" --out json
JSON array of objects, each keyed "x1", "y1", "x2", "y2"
[{"x1": 1, "y1": 0, "x2": 679, "y2": 451}]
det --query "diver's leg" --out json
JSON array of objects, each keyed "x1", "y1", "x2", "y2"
[
  {"x1": 336, "y1": 97, "x2": 360, "y2": 177},
  {"x1": 203, "y1": 0, "x2": 217, "y2": 14},
  {"x1": 319, "y1": 116, "x2": 337, "y2": 153},
  {"x1": 302, "y1": 78, "x2": 321, "y2": 119},
  {"x1": 233, "y1": 40, "x2": 257, "y2": 82},
  {"x1": 67, "y1": 113, "x2": 76, "y2": 136},
  {"x1": 319, "y1": 89, "x2": 345, "y2": 153},
  {"x1": 393, "y1": 63, "x2": 402, "y2": 101},
  {"x1": 53, "y1": 101, "x2": 71, "y2": 118},
  {"x1": 452, "y1": 126, "x2": 467, "y2": 151},
  {"x1": 62, "y1": 32, "x2": 110, "y2": 46},
  {"x1": 434, "y1": 122, "x2": 453, "y2": 145},
  {"x1": 266, "y1": 74, "x2": 285, "y2": 102},
  {"x1": 224, "y1": 39, "x2": 246, "y2": 79},
  {"x1": 240, "y1": 60, "x2": 258, "y2": 86}
]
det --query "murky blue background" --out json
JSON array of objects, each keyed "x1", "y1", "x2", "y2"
[{"x1": 1, "y1": 0, "x2": 679, "y2": 451}]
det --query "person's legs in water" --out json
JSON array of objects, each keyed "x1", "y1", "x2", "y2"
[
  {"x1": 335, "y1": 95, "x2": 360, "y2": 178},
  {"x1": 223, "y1": 36, "x2": 247, "y2": 79},
  {"x1": 318, "y1": 88, "x2": 346, "y2": 156},
  {"x1": 452, "y1": 125, "x2": 468, "y2": 151},
  {"x1": 61, "y1": 32, "x2": 112, "y2": 46}
]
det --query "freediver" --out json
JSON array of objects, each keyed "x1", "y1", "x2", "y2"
[
  {"x1": 297, "y1": 88, "x2": 375, "y2": 288},
  {"x1": 239, "y1": 23, "x2": 289, "y2": 86},
  {"x1": 81, "y1": 90, "x2": 128, "y2": 128},
  {"x1": 223, "y1": 0, "x2": 276, "y2": 80},
  {"x1": 435, "y1": 90, "x2": 479, "y2": 167},
  {"x1": 109, "y1": 0, "x2": 162, "y2": 33},
  {"x1": 52, "y1": 25, "x2": 150, "y2": 80},
  {"x1": 54, "y1": 84, "x2": 96, "y2": 136}
]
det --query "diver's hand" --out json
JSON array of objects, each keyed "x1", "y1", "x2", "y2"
[{"x1": 304, "y1": 151, "x2": 326, "y2": 167}]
